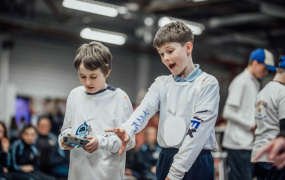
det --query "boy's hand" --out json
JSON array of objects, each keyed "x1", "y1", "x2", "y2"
[
  {"x1": 20, "y1": 165, "x2": 34, "y2": 172},
  {"x1": 1, "y1": 137, "x2": 9, "y2": 153},
  {"x1": 254, "y1": 136, "x2": 285, "y2": 169},
  {"x1": 165, "y1": 177, "x2": 171, "y2": 180},
  {"x1": 105, "y1": 128, "x2": 130, "y2": 155},
  {"x1": 83, "y1": 135, "x2": 98, "y2": 153},
  {"x1": 151, "y1": 166, "x2": 156, "y2": 174},
  {"x1": 60, "y1": 136, "x2": 75, "y2": 150},
  {"x1": 3, "y1": 167, "x2": 8, "y2": 173}
]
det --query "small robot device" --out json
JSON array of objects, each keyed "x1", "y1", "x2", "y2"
[
  {"x1": 63, "y1": 135, "x2": 90, "y2": 148},
  {"x1": 63, "y1": 122, "x2": 92, "y2": 148}
]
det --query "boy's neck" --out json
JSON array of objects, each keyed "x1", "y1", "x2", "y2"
[
  {"x1": 180, "y1": 61, "x2": 196, "y2": 79},
  {"x1": 273, "y1": 72, "x2": 285, "y2": 84},
  {"x1": 247, "y1": 66, "x2": 256, "y2": 78}
]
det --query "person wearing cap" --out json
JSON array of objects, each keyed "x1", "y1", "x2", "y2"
[
  {"x1": 251, "y1": 56, "x2": 285, "y2": 179},
  {"x1": 222, "y1": 48, "x2": 275, "y2": 180}
]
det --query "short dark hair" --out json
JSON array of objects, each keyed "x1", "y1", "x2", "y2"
[
  {"x1": 153, "y1": 21, "x2": 194, "y2": 48},
  {"x1": 74, "y1": 41, "x2": 112, "y2": 76},
  {"x1": 20, "y1": 124, "x2": 37, "y2": 135},
  {"x1": 37, "y1": 115, "x2": 51, "y2": 126}
]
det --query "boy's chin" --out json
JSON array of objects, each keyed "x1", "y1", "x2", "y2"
[{"x1": 86, "y1": 89, "x2": 97, "y2": 94}]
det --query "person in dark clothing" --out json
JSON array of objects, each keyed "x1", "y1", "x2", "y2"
[
  {"x1": 125, "y1": 148, "x2": 143, "y2": 180},
  {"x1": 136, "y1": 126, "x2": 161, "y2": 180},
  {"x1": 9, "y1": 117, "x2": 19, "y2": 144},
  {"x1": 49, "y1": 143, "x2": 70, "y2": 179},
  {"x1": 35, "y1": 116, "x2": 57, "y2": 174},
  {"x1": 0, "y1": 121, "x2": 13, "y2": 180},
  {"x1": 10, "y1": 124, "x2": 55, "y2": 180}
]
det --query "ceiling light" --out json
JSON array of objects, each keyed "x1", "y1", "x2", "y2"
[
  {"x1": 144, "y1": 17, "x2": 154, "y2": 26},
  {"x1": 62, "y1": 0, "x2": 118, "y2": 17},
  {"x1": 80, "y1": 28, "x2": 126, "y2": 45},
  {"x1": 158, "y1": 16, "x2": 205, "y2": 35},
  {"x1": 193, "y1": 0, "x2": 208, "y2": 2}
]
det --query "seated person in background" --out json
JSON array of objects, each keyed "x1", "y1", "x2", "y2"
[
  {"x1": 9, "y1": 116, "x2": 19, "y2": 144},
  {"x1": 136, "y1": 126, "x2": 161, "y2": 180},
  {"x1": 125, "y1": 148, "x2": 142, "y2": 180},
  {"x1": 49, "y1": 143, "x2": 70, "y2": 179},
  {"x1": 35, "y1": 116, "x2": 57, "y2": 174},
  {"x1": 10, "y1": 124, "x2": 55, "y2": 180},
  {"x1": 0, "y1": 121, "x2": 13, "y2": 180}
]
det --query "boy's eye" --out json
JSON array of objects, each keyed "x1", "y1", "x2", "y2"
[
  {"x1": 168, "y1": 50, "x2": 173, "y2": 53},
  {"x1": 159, "y1": 54, "x2": 164, "y2": 57},
  {"x1": 80, "y1": 76, "x2": 86, "y2": 79},
  {"x1": 91, "y1": 76, "x2": 97, "y2": 79}
]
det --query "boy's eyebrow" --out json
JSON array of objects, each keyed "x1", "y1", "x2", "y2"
[
  {"x1": 165, "y1": 46, "x2": 175, "y2": 50},
  {"x1": 78, "y1": 73, "x2": 98, "y2": 76}
]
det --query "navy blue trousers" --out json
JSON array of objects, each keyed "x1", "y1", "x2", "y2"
[
  {"x1": 156, "y1": 148, "x2": 214, "y2": 180},
  {"x1": 226, "y1": 149, "x2": 253, "y2": 180},
  {"x1": 253, "y1": 162, "x2": 285, "y2": 180}
]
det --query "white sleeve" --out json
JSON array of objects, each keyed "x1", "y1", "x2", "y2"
[
  {"x1": 222, "y1": 79, "x2": 253, "y2": 130},
  {"x1": 97, "y1": 93, "x2": 135, "y2": 153},
  {"x1": 58, "y1": 92, "x2": 73, "y2": 149},
  {"x1": 222, "y1": 104, "x2": 253, "y2": 130},
  {"x1": 225, "y1": 78, "x2": 244, "y2": 107},
  {"x1": 168, "y1": 78, "x2": 220, "y2": 180},
  {"x1": 124, "y1": 96, "x2": 136, "y2": 151},
  {"x1": 121, "y1": 77, "x2": 161, "y2": 139}
]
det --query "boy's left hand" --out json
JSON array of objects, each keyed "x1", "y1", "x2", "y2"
[
  {"x1": 165, "y1": 177, "x2": 171, "y2": 180},
  {"x1": 105, "y1": 128, "x2": 130, "y2": 155},
  {"x1": 83, "y1": 135, "x2": 98, "y2": 153}
]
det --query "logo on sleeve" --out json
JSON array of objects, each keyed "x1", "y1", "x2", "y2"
[{"x1": 188, "y1": 120, "x2": 200, "y2": 138}]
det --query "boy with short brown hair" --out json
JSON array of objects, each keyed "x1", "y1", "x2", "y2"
[{"x1": 107, "y1": 21, "x2": 220, "y2": 180}]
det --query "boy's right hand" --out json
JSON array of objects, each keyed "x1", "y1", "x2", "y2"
[
  {"x1": 1, "y1": 137, "x2": 9, "y2": 153},
  {"x1": 105, "y1": 128, "x2": 130, "y2": 155},
  {"x1": 60, "y1": 135, "x2": 75, "y2": 150},
  {"x1": 20, "y1": 165, "x2": 34, "y2": 172},
  {"x1": 254, "y1": 136, "x2": 285, "y2": 169}
]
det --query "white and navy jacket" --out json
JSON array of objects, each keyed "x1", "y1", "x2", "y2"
[{"x1": 10, "y1": 139, "x2": 39, "y2": 171}]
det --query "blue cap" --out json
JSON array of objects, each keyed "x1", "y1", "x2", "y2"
[
  {"x1": 278, "y1": 56, "x2": 285, "y2": 69},
  {"x1": 250, "y1": 48, "x2": 276, "y2": 71}
]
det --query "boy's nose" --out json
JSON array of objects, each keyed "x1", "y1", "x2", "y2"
[
  {"x1": 163, "y1": 55, "x2": 170, "y2": 61},
  {"x1": 86, "y1": 79, "x2": 91, "y2": 85}
]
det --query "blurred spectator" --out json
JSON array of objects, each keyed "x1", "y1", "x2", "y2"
[
  {"x1": 136, "y1": 126, "x2": 161, "y2": 180},
  {"x1": 125, "y1": 148, "x2": 142, "y2": 180},
  {"x1": 0, "y1": 121, "x2": 13, "y2": 180},
  {"x1": 47, "y1": 99, "x2": 65, "y2": 136},
  {"x1": 251, "y1": 55, "x2": 285, "y2": 179},
  {"x1": 35, "y1": 116, "x2": 57, "y2": 174},
  {"x1": 222, "y1": 49, "x2": 274, "y2": 180},
  {"x1": 18, "y1": 116, "x2": 26, "y2": 131},
  {"x1": 10, "y1": 124, "x2": 55, "y2": 180},
  {"x1": 9, "y1": 116, "x2": 19, "y2": 144},
  {"x1": 49, "y1": 143, "x2": 70, "y2": 179}
]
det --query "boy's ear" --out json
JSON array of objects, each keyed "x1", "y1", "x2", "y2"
[
  {"x1": 186, "y1": 42, "x2": 193, "y2": 55},
  {"x1": 105, "y1": 70, "x2": 111, "y2": 78},
  {"x1": 251, "y1": 60, "x2": 259, "y2": 67}
]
